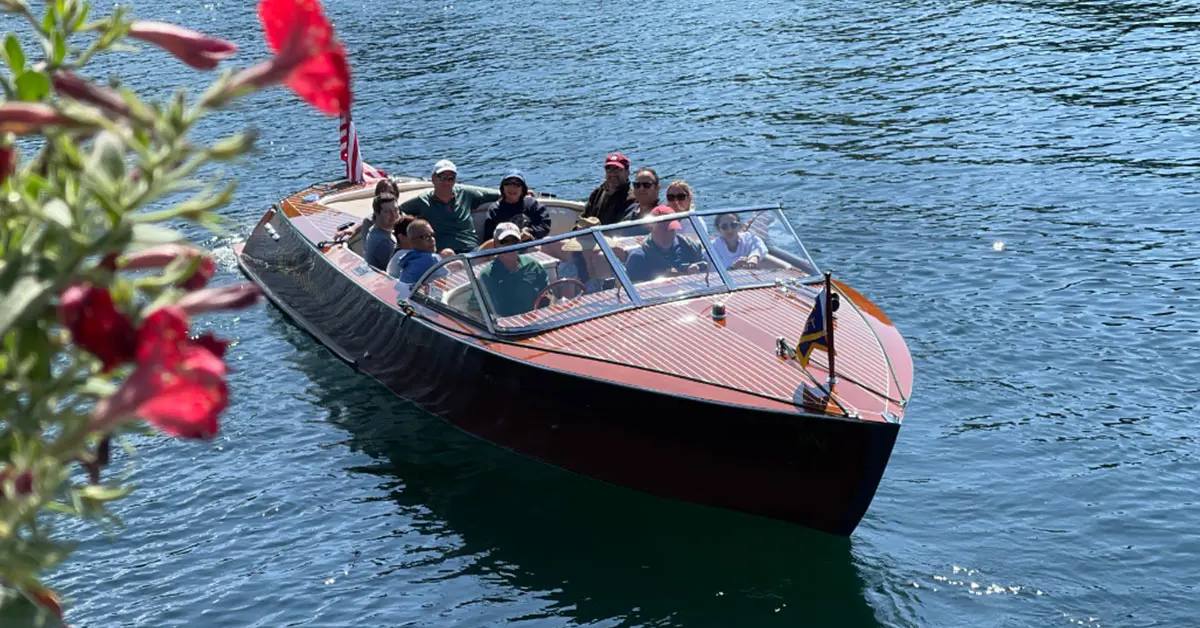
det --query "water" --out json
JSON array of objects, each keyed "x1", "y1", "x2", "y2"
[{"x1": 31, "y1": 0, "x2": 1200, "y2": 625}]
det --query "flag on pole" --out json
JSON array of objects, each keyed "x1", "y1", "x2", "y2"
[
  {"x1": 339, "y1": 112, "x2": 385, "y2": 183},
  {"x1": 795, "y1": 287, "x2": 829, "y2": 368}
]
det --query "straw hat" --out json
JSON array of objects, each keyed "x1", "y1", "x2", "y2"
[{"x1": 561, "y1": 216, "x2": 601, "y2": 252}]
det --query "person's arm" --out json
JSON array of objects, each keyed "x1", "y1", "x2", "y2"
[
  {"x1": 582, "y1": 186, "x2": 602, "y2": 219},
  {"x1": 524, "y1": 198, "x2": 551, "y2": 239},
  {"x1": 745, "y1": 233, "x2": 769, "y2": 267},
  {"x1": 482, "y1": 203, "x2": 500, "y2": 243},
  {"x1": 398, "y1": 196, "x2": 423, "y2": 217},
  {"x1": 469, "y1": 187, "x2": 501, "y2": 208}
]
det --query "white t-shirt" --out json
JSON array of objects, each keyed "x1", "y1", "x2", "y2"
[{"x1": 709, "y1": 232, "x2": 769, "y2": 270}]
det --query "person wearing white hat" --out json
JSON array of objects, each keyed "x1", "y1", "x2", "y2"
[{"x1": 398, "y1": 159, "x2": 499, "y2": 254}]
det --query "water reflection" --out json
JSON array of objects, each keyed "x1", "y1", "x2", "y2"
[{"x1": 276, "y1": 311, "x2": 882, "y2": 627}]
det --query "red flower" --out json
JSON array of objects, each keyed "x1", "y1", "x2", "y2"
[
  {"x1": 255, "y1": 0, "x2": 351, "y2": 115},
  {"x1": 182, "y1": 256, "x2": 216, "y2": 291},
  {"x1": 0, "y1": 102, "x2": 78, "y2": 135},
  {"x1": 128, "y1": 21, "x2": 237, "y2": 70},
  {"x1": 0, "y1": 144, "x2": 12, "y2": 185},
  {"x1": 59, "y1": 284, "x2": 137, "y2": 372},
  {"x1": 191, "y1": 332, "x2": 230, "y2": 358},
  {"x1": 92, "y1": 308, "x2": 229, "y2": 439}
]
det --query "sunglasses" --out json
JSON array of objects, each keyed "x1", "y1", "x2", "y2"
[
  {"x1": 718, "y1": 222, "x2": 740, "y2": 230},
  {"x1": 666, "y1": 193, "x2": 689, "y2": 201},
  {"x1": 436, "y1": 173, "x2": 457, "y2": 181},
  {"x1": 632, "y1": 181, "x2": 656, "y2": 189},
  {"x1": 414, "y1": 233, "x2": 436, "y2": 241}
]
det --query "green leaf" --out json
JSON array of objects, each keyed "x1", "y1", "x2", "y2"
[
  {"x1": 2, "y1": 34, "x2": 25, "y2": 73},
  {"x1": 86, "y1": 131, "x2": 125, "y2": 182},
  {"x1": 78, "y1": 484, "x2": 131, "y2": 502},
  {"x1": 40, "y1": 199, "x2": 72, "y2": 229},
  {"x1": 50, "y1": 31, "x2": 66, "y2": 66},
  {"x1": 70, "y1": 2, "x2": 90, "y2": 32},
  {"x1": 14, "y1": 71, "x2": 50, "y2": 102},
  {"x1": 0, "y1": 275, "x2": 53, "y2": 340},
  {"x1": 130, "y1": 223, "x2": 182, "y2": 246}
]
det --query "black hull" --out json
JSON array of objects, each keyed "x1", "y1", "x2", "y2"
[{"x1": 238, "y1": 211, "x2": 899, "y2": 535}]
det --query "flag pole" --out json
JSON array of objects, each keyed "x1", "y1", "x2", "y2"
[{"x1": 825, "y1": 270, "x2": 836, "y2": 387}]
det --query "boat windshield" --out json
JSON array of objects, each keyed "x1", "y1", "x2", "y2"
[{"x1": 408, "y1": 205, "x2": 818, "y2": 335}]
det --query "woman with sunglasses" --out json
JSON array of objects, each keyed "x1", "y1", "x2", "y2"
[
  {"x1": 709, "y1": 213, "x2": 768, "y2": 271},
  {"x1": 665, "y1": 179, "x2": 694, "y2": 212}
]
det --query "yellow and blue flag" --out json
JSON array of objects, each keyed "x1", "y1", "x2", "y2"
[{"x1": 796, "y1": 288, "x2": 828, "y2": 367}]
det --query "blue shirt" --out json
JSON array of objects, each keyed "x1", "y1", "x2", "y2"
[
  {"x1": 397, "y1": 250, "x2": 443, "y2": 283},
  {"x1": 624, "y1": 235, "x2": 703, "y2": 282},
  {"x1": 364, "y1": 226, "x2": 395, "y2": 270}
]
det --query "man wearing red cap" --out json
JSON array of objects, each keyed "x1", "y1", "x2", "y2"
[
  {"x1": 582, "y1": 151, "x2": 636, "y2": 225},
  {"x1": 623, "y1": 205, "x2": 705, "y2": 282}
]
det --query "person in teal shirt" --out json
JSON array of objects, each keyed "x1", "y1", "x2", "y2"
[
  {"x1": 399, "y1": 159, "x2": 499, "y2": 253},
  {"x1": 477, "y1": 223, "x2": 549, "y2": 318}
]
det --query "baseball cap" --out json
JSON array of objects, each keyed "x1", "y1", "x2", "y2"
[
  {"x1": 494, "y1": 222, "x2": 522, "y2": 243},
  {"x1": 650, "y1": 204, "x2": 682, "y2": 231},
  {"x1": 433, "y1": 159, "x2": 457, "y2": 175},
  {"x1": 604, "y1": 152, "x2": 630, "y2": 170}
]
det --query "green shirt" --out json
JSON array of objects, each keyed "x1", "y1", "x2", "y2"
[
  {"x1": 477, "y1": 255, "x2": 548, "y2": 318},
  {"x1": 399, "y1": 186, "x2": 500, "y2": 253}
]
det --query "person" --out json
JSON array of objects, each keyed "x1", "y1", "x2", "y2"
[
  {"x1": 399, "y1": 159, "x2": 499, "y2": 254},
  {"x1": 385, "y1": 214, "x2": 417, "y2": 277},
  {"x1": 394, "y1": 219, "x2": 445, "y2": 284},
  {"x1": 582, "y1": 151, "x2": 635, "y2": 225},
  {"x1": 557, "y1": 216, "x2": 608, "y2": 294},
  {"x1": 709, "y1": 212, "x2": 769, "y2": 270},
  {"x1": 621, "y1": 167, "x2": 661, "y2": 223},
  {"x1": 480, "y1": 170, "x2": 550, "y2": 243},
  {"x1": 665, "y1": 179, "x2": 694, "y2": 212},
  {"x1": 364, "y1": 179, "x2": 400, "y2": 270},
  {"x1": 477, "y1": 222, "x2": 549, "y2": 317},
  {"x1": 623, "y1": 205, "x2": 705, "y2": 282}
]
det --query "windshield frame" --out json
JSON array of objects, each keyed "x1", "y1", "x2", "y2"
[{"x1": 408, "y1": 204, "x2": 820, "y2": 336}]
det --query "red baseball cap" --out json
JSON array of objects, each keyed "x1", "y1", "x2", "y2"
[
  {"x1": 650, "y1": 204, "x2": 682, "y2": 230},
  {"x1": 604, "y1": 151, "x2": 630, "y2": 170}
]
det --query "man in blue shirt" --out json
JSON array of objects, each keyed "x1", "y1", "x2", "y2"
[{"x1": 624, "y1": 205, "x2": 705, "y2": 282}]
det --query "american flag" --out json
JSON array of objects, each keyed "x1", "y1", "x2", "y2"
[{"x1": 339, "y1": 112, "x2": 385, "y2": 183}]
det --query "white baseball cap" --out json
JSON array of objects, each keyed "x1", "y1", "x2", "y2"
[{"x1": 433, "y1": 159, "x2": 457, "y2": 175}]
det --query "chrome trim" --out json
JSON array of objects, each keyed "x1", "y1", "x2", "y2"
[{"x1": 594, "y1": 233, "x2": 644, "y2": 307}]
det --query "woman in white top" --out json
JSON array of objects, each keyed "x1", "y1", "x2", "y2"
[{"x1": 709, "y1": 212, "x2": 769, "y2": 270}]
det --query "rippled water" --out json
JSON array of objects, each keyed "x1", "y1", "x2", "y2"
[{"x1": 41, "y1": 0, "x2": 1200, "y2": 625}]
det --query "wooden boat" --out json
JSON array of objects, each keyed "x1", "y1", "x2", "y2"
[{"x1": 234, "y1": 177, "x2": 913, "y2": 535}]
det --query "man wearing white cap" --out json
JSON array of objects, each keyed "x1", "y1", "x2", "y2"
[{"x1": 399, "y1": 159, "x2": 499, "y2": 254}]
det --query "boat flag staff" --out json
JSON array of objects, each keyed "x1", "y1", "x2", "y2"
[
  {"x1": 796, "y1": 271, "x2": 838, "y2": 386},
  {"x1": 338, "y1": 111, "x2": 385, "y2": 183}
]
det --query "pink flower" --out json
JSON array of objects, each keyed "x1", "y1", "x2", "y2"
[
  {"x1": 92, "y1": 308, "x2": 229, "y2": 439},
  {"x1": 120, "y1": 243, "x2": 216, "y2": 290},
  {"x1": 0, "y1": 467, "x2": 34, "y2": 498},
  {"x1": 59, "y1": 284, "x2": 137, "y2": 372},
  {"x1": 52, "y1": 71, "x2": 134, "y2": 120},
  {"x1": 128, "y1": 21, "x2": 237, "y2": 70},
  {"x1": 0, "y1": 102, "x2": 77, "y2": 135},
  {"x1": 177, "y1": 283, "x2": 261, "y2": 316}
]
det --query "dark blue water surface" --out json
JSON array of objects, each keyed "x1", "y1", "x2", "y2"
[{"x1": 36, "y1": 0, "x2": 1200, "y2": 625}]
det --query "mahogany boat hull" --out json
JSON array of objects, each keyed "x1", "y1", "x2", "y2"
[{"x1": 237, "y1": 206, "x2": 900, "y2": 536}]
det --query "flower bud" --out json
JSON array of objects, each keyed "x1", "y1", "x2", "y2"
[
  {"x1": 52, "y1": 71, "x2": 138, "y2": 122},
  {"x1": 0, "y1": 102, "x2": 78, "y2": 135},
  {"x1": 177, "y1": 283, "x2": 261, "y2": 316},
  {"x1": 0, "y1": 144, "x2": 13, "y2": 185},
  {"x1": 128, "y1": 21, "x2": 237, "y2": 71}
]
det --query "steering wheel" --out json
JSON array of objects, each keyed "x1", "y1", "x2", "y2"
[{"x1": 533, "y1": 278, "x2": 588, "y2": 310}]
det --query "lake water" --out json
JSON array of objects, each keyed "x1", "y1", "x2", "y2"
[{"x1": 40, "y1": 0, "x2": 1200, "y2": 625}]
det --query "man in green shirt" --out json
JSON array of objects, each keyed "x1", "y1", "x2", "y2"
[
  {"x1": 399, "y1": 159, "x2": 499, "y2": 254},
  {"x1": 477, "y1": 222, "x2": 549, "y2": 318}
]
